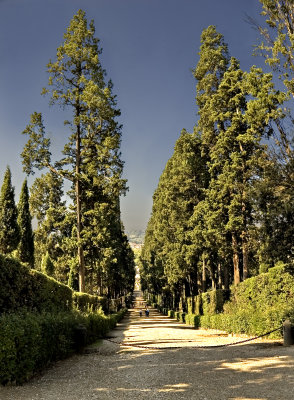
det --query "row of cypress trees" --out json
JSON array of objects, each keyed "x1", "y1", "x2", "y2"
[
  {"x1": 0, "y1": 167, "x2": 34, "y2": 267},
  {"x1": 1, "y1": 10, "x2": 135, "y2": 298},
  {"x1": 140, "y1": 24, "x2": 294, "y2": 306},
  {"x1": 20, "y1": 10, "x2": 135, "y2": 296}
]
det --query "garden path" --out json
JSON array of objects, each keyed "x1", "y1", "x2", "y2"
[{"x1": 1, "y1": 300, "x2": 294, "y2": 400}]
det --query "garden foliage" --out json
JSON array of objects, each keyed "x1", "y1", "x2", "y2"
[
  {"x1": 0, "y1": 255, "x2": 106, "y2": 314},
  {"x1": 161, "y1": 264, "x2": 294, "y2": 338},
  {"x1": 0, "y1": 308, "x2": 126, "y2": 385}
]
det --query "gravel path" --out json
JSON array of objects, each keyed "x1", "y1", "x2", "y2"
[{"x1": 1, "y1": 308, "x2": 294, "y2": 400}]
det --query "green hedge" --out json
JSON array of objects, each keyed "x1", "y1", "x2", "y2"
[
  {"x1": 0, "y1": 308, "x2": 127, "y2": 385},
  {"x1": 159, "y1": 264, "x2": 294, "y2": 338},
  {"x1": 73, "y1": 292, "x2": 107, "y2": 313},
  {"x1": 215, "y1": 264, "x2": 294, "y2": 337},
  {"x1": 0, "y1": 254, "x2": 106, "y2": 314},
  {"x1": 185, "y1": 313, "x2": 200, "y2": 328},
  {"x1": 175, "y1": 311, "x2": 186, "y2": 323},
  {"x1": 0, "y1": 255, "x2": 72, "y2": 313},
  {"x1": 186, "y1": 264, "x2": 294, "y2": 338}
]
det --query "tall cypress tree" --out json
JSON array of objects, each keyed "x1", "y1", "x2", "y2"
[
  {"x1": 0, "y1": 167, "x2": 20, "y2": 254},
  {"x1": 17, "y1": 179, "x2": 34, "y2": 266},
  {"x1": 21, "y1": 10, "x2": 126, "y2": 292}
]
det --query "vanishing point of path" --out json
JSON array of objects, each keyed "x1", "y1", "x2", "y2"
[{"x1": 2, "y1": 294, "x2": 294, "y2": 400}]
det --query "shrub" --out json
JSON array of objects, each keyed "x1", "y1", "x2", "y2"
[
  {"x1": 200, "y1": 264, "x2": 294, "y2": 337},
  {"x1": 202, "y1": 289, "x2": 229, "y2": 315},
  {"x1": 0, "y1": 255, "x2": 72, "y2": 313},
  {"x1": 0, "y1": 308, "x2": 127, "y2": 385},
  {"x1": 168, "y1": 310, "x2": 175, "y2": 318},
  {"x1": 0, "y1": 254, "x2": 108, "y2": 314},
  {"x1": 185, "y1": 313, "x2": 200, "y2": 328},
  {"x1": 175, "y1": 311, "x2": 186, "y2": 323},
  {"x1": 73, "y1": 292, "x2": 107, "y2": 313}
]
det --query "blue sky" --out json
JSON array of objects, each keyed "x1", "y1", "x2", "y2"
[{"x1": 0, "y1": 0, "x2": 265, "y2": 232}]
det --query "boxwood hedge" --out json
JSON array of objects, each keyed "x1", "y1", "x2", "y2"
[
  {"x1": 0, "y1": 254, "x2": 106, "y2": 314},
  {"x1": 0, "y1": 308, "x2": 127, "y2": 385}
]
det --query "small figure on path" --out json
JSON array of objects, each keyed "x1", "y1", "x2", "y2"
[
  {"x1": 145, "y1": 308, "x2": 149, "y2": 317},
  {"x1": 139, "y1": 309, "x2": 142, "y2": 317}
]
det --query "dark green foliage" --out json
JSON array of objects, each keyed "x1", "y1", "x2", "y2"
[
  {"x1": 21, "y1": 10, "x2": 130, "y2": 293},
  {"x1": 0, "y1": 254, "x2": 107, "y2": 314},
  {"x1": 185, "y1": 264, "x2": 294, "y2": 337},
  {"x1": 17, "y1": 179, "x2": 34, "y2": 266},
  {"x1": 0, "y1": 167, "x2": 20, "y2": 254},
  {"x1": 0, "y1": 308, "x2": 127, "y2": 385},
  {"x1": 72, "y1": 292, "x2": 107, "y2": 313},
  {"x1": 140, "y1": 130, "x2": 208, "y2": 304},
  {"x1": 41, "y1": 252, "x2": 54, "y2": 276},
  {"x1": 0, "y1": 255, "x2": 72, "y2": 313},
  {"x1": 185, "y1": 313, "x2": 200, "y2": 328}
]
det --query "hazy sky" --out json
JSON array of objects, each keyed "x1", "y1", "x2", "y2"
[{"x1": 0, "y1": 0, "x2": 265, "y2": 232}]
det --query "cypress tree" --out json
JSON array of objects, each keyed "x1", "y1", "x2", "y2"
[
  {"x1": 0, "y1": 167, "x2": 20, "y2": 254},
  {"x1": 41, "y1": 252, "x2": 55, "y2": 276},
  {"x1": 21, "y1": 10, "x2": 126, "y2": 292},
  {"x1": 17, "y1": 179, "x2": 34, "y2": 266}
]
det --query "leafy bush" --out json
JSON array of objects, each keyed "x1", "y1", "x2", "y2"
[
  {"x1": 0, "y1": 308, "x2": 127, "y2": 385},
  {"x1": 199, "y1": 264, "x2": 294, "y2": 337},
  {"x1": 201, "y1": 289, "x2": 230, "y2": 315},
  {"x1": 0, "y1": 255, "x2": 72, "y2": 313},
  {"x1": 73, "y1": 292, "x2": 107, "y2": 313},
  {"x1": 0, "y1": 254, "x2": 107, "y2": 314},
  {"x1": 168, "y1": 310, "x2": 175, "y2": 318},
  {"x1": 175, "y1": 311, "x2": 186, "y2": 323},
  {"x1": 159, "y1": 264, "x2": 294, "y2": 339},
  {"x1": 185, "y1": 313, "x2": 200, "y2": 328}
]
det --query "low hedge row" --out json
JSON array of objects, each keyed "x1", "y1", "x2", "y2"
[
  {"x1": 0, "y1": 255, "x2": 106, "y2": 314},
  {"x1": 187, "y1": 289, "x2": 230, "y2": 315},
  {"x1": 0, "y1": 308, "x2": 127, "y2": 385},
  {"x1": 73, "y1": 292, "x2": 107, "y2": 312},
  {"x1": 159, "y1": 264, "x2": 294, "y2": 339}
]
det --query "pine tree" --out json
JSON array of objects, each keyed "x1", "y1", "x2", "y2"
[
  {"x1": 41, "y1": 252, "x2": 55, "y2": 276},
  {"x1": 17, "y1": 179, "x2": 34, "y2": 266},
  {"x1": 255, "y1": 0, "x2": 294, "y2": 95},
  {"x1": 141, "y1": 131, "x2": 208, "y2": 304},
  {"x1": 21, "y1": 10, "x2": 126, "y2": 292},
  {"x1": 29, "y1": 172, "x2": 68, "y2": 275},
  {"x1": 192, "y1": 26, "x2": 231, "y2": 288},
  {"x1": 199, "y1": 56, "x2": 285, "y2": 284},
  {"x1": 0, "y1": 167, "x2": 20, "y2": 254}
]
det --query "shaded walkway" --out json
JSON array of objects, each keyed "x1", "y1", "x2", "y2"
[{"x1": 1, "y1": 306, "x2": 294, "y2": 400}]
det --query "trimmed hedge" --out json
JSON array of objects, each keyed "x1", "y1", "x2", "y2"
[
  {"x1": 73, "y1": 292, "x2": 107, "y2": 313},
  {"x1": 213, "y1": 264, "x2": 294, "y2": 337},
  {"x1": 157, "y1": 264, "x2": 294, "y2": 338},
  {"x1": 185, "y1": 313, "x2": 200, "y2": 328},
  {"x1": 0, "y1": 255, "x2": 72, "y2": 313},
  {"x1": 186, "y1": 290, "x2": 229, "y2": 316},
  {"x1": 0, "y1": 308, "x2": 127, "y2": 385},
  {"x1": 0, "y1": 255, "x2": 106, "y2": 314},
  {"x1": 175, "y1": 311, "x2": 186, "y2": 323}
]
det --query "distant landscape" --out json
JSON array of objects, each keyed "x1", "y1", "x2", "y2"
[{"x1": 126, "y1": 230, "x2": 145, "y2": 245}]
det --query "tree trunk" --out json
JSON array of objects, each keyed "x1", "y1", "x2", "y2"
[
  {"x1": 223, "y1": 263, "x2": 229, "y2": 290},
  {"x1": 76, "y1": 96, "x2": 85, "y2": 292},
  {"x1": 202, "y1": 256, "x2": 206, "y2": 292},
  {"x1": 232, "y1": 233, "x2": 240, "y2": 285},
  {"x1": 242, "y1": 233, "x2": 249, "y2": 280},
  {"x1": 217, "y1": 262, "x2": 222, "y2": 289}
]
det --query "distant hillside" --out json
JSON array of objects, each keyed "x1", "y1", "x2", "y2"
[{"x1": 126, "y1": 230, "x2": 145, "y2": 244}]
